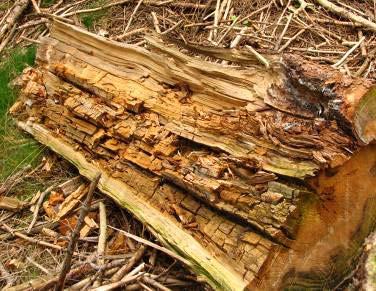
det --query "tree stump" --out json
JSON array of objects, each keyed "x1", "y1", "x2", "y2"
[{"x1": 10, "y1": 20, "x2": 376, "y2": 290}]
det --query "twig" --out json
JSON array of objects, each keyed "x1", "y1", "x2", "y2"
[
  {"x1": 27, "y1": 184, "x2": 56, "y2": 233},
  {"x1": 278, "y1": 28, "x2": 306, "y2": 52},
  {"x1": 31, "y1": 0, "x2": 41, "y2": 14},
  {"x1": 223, "y1": 0, "x2": 231, "y2": 20},
  {"x1": 358, "y1": 30, "x2": 367, "y2": 57},
  {"x1": 148, "y1": 249, "x2": 157, "y2": 266},
  {"x1": 0, "y1": 223, "x2": 65, "y2": 252},
  {"x1": 139, "y1": 282, "x2": 154, "y2": 291},
  {"x1": 332, "y1": 36, "x2": 365, "y2": 68},
  {"x1": 275, "y1": 13, "x2": 293, "y2": 50},
  {"x1": 315, "y1": 0, "x2": 376, "y2": 32},
  {"x1": 238, "y1": 3, "x2": 272, "y2": 24},
  {"x1": 124, "y1": 0, "x2": 143, "y2": 34},
  {"x1": 37, "y1": 12, "x2": 75, "y2": 24},
  {"x1": 0, "y1": 164, "x2": 32, "y2": 195},
  {"x1": 54, "y1": 173, "x2": 101, "y2": 291},
  {"x1": 229, "y1": 27, "x2": 248, "y2": 48},
  {"x1": 111, "y1": 245, "x2": 146, "y2": 282},
  {"x1": 63, "y1": 0, "x2": 132, "y2": 17},
  {"x1": 0, "y1": 24, "x2": 16, "y2": 53},
  {"x1": 112, "y1": 28, "x2": 146, "y2": 41},
  {"x1": 355, "y1": 47, "x2": 376, "y2": 77},
  {"x1": 69, "y1": 259, "x2": 128, "y2": 289},
  {"x1": 93, "y1": 201, "x2": 107, "y2": 287},
  {"x1": 161, "y1": 20, "x2": 183, "y2": 35},
  {"x1": 26, "y1": 257, "x2": 51, "y2": 275},
  {"x1": 142, "y1": 274, "x2": 172, "y2": 291},
  {"x1": 0, "y1": 220, "x2": 59, "y2": 241},
  {"x1": 17, "y1": 19, "x2": 49, "y2": 31},
  {"x1": 0, "y1": 0, "x2": 30, "y2": 41},
  {"x1": 20, "y1": 36, "x2": 42, "y2": 44},
  {"x1": 92, "y1": 271, "x2": 144, "y2": 291},
  {"x1": 6, "y1": 264, "x2": 94, "y2": 291},
  {"x1": 245, "y1": 45, "x2": 270, "y2": 68},
  {"x1": 151, "y1": 12, "x2": 161, "y2": 33},
  {"x1": 0, "y1": 9, "x2": 11, "y2": 28},
  {"x1": 108, "y1": 225, "x2": 191, "y2": 266},
  {"x1": 210, "y1": 0, "x2": 221, "y2": 40},
  {"x1": 215, "y1": 16, "x2": 238, "y2": 46}
]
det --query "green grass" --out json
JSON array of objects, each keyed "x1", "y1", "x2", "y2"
[
  {"x1": 0, "y1": 46, "x2": 43, "y2": 181},
  {"x1": 80, "y1": 0, "x2": 108, "y2": 29},
  {"x1": 41, "y1": 0, "x2": 57, "y2": 8}
]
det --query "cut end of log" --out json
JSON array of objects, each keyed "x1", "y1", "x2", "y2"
[{"x1": 354, "y1": 86, "x2": 376, "y2": 144}]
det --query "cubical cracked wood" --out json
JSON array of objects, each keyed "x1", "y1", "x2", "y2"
[{"x1": 11, "y1": 21, "x2": 376, "y2": 290}]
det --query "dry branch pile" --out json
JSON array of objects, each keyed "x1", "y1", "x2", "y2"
[
  {"x1": 1, "y1": 0, "x2": 376, "y2": 79},
  {"x1": 0, "y1": 161, "x2": 203, "y2": 290}
]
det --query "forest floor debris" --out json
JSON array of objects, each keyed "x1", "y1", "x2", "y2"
[{"x1": 0, "y1": 155, "x2": 206, "y2": 290}]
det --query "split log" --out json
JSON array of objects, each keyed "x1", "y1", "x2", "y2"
[{"x1": 10, "y1": 21, "x2": 376, "y2": 290}]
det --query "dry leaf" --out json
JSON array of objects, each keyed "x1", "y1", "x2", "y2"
[
  {"x1": 48, "y1": 191, "x2": 64, "y2": 206},
  {"x1": 59, "y1": 216, "x2": 78, "y2": 236}
]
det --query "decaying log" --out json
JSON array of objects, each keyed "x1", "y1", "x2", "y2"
[{"x1": 10, "y1": 20, "x2": 376, "y2": 290}]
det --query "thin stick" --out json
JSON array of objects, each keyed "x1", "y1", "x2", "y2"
[
  {"x1": 0, "y1": 0, "x2": 30, "y2": 41},
  {"x1": 278, "y1": 28, "x2": 306, "y2": 53},
  {"x1": 315, "y1": 0, "x2": 376, "y2": 32},
  {"x1": 6, "y1": 264, "x2": 93, "y2": 291},
  {"x1": 31, "y1": 0, "x2": 41, "y2": 14},
  {"x1": 0, "y1": 24, "x2": 16, "y2": 53},
  {"x1": 26, "y1": 257, "x2": 51, "y2": 275},
  {"x1": 0, "y1": 223, "x2": 65, "y2": 252},
  {"x1": 215, "y1": 16, "x2": 238, "y2": 46},
  {"x1": 20, "y1": 36, "x2": 42, "y2": 44},
  {"x1": 17, "y1": 19, "x2": 49, "y2": 31},
  {"x1": 54, "y1": 173, "x2": 101, "y2": 291},
  {"x1": 332, "y1": 36, "x2": 365, "y2": 68},
  {"x1": 27, "y1": 184, "x2": 56, "y2": 233},
  {"x1": 92, "y1": 272, "x2": 144, "y2": 291},
  {"x1": 93, "y1": 201, "x2": 107, "y2": 287},
  {"x1": 63, "y1": 0, "x2": 132, "y2": 17},
  {"x1": 151, "y1": 12, "x2": 161, "y2": 33},
  {"x1": 211, "y1": 0, "x2": 221, "y2": 40},
  {"x1": 108, "y1": 225, "x2": 191, "y2": 266},
  {"x1": 275, "y1": 13, "x2": 293, "y2": 50},
  {"x1": 65, "y1": 259, "x2": 128, "y2": 290},
  {"x1": 161, "y1": 20, "x2": 183, "y2": 35},
  {"x1": 142, "y1": 275, "x2": 171, "y2": 291},
  {"x1": 113, "y1": 28, "x2": 146, "y2": 41},
  {"x1": 245, "y1": 45, "x2": 270, "y2": 68},
  {"x1": 111, "y1": 245, "x2": 146, "y2": 282},
  {"x1": 358, "y1": 30, "x2": 367, "y2": 57},
  {"x1": 0, "y1": 9, "x2": 11, "y2": 28},
  {"x1": 124, "y1": 0, "x2": 143, "y2": 34}
]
